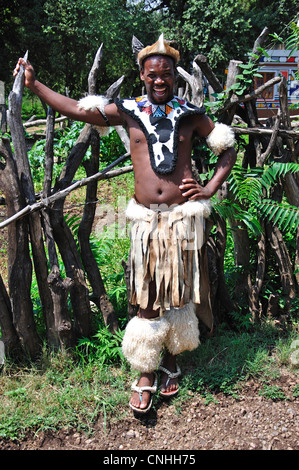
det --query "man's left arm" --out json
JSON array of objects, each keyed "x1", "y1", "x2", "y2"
[{"x1": 180, "y1": 115, "x2": 237, "y2": 200}]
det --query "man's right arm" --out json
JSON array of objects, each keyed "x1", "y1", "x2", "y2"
[{"x1": 13, "y1": 58, "x2": 125, "y2": 127}]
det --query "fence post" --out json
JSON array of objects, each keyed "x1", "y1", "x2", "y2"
[{"x1": 0, "y1": 81, "x2": 7, "y2": 134}]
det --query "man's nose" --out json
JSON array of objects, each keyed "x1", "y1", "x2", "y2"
[{"x1": 154, "y1": 76, "x2": 164, "y2": 84}]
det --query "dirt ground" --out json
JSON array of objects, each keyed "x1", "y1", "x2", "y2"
[{"x1": 0, "y1": 370, "x2": 298, "y2": 452}]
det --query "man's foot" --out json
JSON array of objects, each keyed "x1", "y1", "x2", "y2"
[
  {"x1": 129, "y1": 373, "x2": 157, "y2": 413},
  {"x1": 159, "y1": 352, "x2": 181, "y2": 397}
]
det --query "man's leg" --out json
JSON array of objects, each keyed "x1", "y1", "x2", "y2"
[
  {"x1": 132, "y1": 281, "x2": 181, "y2": 401},
  {"x1": 159, "y1": 303, "x2": 200, "y2": 395},
  {"x1": 122, "y1": 281, "x2": 169, "y2": 411},
  {"x1": 129, "y1": 307, "x2": 159, "y2": 410},
  {"x1": 159, "y1": 350, "x2": 179, "y2": 395}
]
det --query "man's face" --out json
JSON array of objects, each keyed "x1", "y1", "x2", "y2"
[{"x1": 140, "y1": 55, "x2": 176, "y2": 104}]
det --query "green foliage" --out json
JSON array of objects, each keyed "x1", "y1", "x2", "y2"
[
  {"x1": 35, "y1": 0, "x2": 160, "y2": 96},
  {"x1": 271, "y1": 19, "x2": 299, "y2": 83},
  {"x1": 204, "y1": 52, "x2": 266, "y2": 114},
  {"x1": 99, "y1": 129, "x2": 127, "y2": 167},
  {"x1": 77, "y1": 327, "x2": 124, "y2": 365},
  {"x1": 27, "y1": 121, "x2": 86, "y2": 189},
  {"x1": 215, "y1": 162, "x2": 299, "y2": 234},
  {"x1": 89, "y1": 230, "x2": 130, "y2": 317},
  {"x1": 243, "y1": 0, "x2": 298, "y2": 49},
  {"x1": 1, "y1": 323, "x2": 297, "y2": 439},
  {"x1": 28, "y1": 123, "x2": 127, "y2": 191},
  {"x1": 285, "y1": 21, "x2": 299, "y2": 56},
  {"x1": 258, "y1": 385, "x2": 287, "y2": 401},
  {"x1": 259, "y1": 199, "x2": 299, "y2": 233},
  {"x1": 230, "y1": 59, "x2": 263, "y2": 96},
  {"x1": 21, "y1": 93, "x2": 45, "y2": 121},
  {"x1": 162, "y1": 0, "x2": 252, "y2": 75},
  {"x1": 178, "y1": 324, "x2": 297, "y2": 399},
  {"x1": 0, "y1": 351, "x2": 128, "y2": 440},
  {"x1": 3, "y1": 0, "x2": 299, "y2": 98}
]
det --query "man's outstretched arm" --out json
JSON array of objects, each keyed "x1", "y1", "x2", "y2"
[{"x1": 13, "y1": 58, "x2": 124, "y2": 127}]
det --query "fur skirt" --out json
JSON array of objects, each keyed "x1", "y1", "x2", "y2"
[{"x1": 126, "y1": 197, "x2": 211, "y2": 312}]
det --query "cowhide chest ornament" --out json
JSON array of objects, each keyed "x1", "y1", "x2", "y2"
[{"x1": 115, "y1": 95, "x2": 206, "y2": 175}]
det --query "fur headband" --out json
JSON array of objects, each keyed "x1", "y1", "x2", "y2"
[{"x1": 137, "y1": 34, "x2": 180, "y2": 68}]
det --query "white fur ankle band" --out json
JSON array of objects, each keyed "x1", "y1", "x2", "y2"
[
  {"x1": 122, "y1": 316, "x2": 169, "y2": 373},
  {"x1": 206, "y1": 122, "x2": 235, "y2": 156},
  {"x1": 164, "y1": 303, "x2": 200, "y2": 356}
]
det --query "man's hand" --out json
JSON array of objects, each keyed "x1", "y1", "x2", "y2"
[
  {"x1": 179, "y1": 178, "x2": 213, "y2": 200},
  {"x1": 13, "y1": 58, "x2": 36, "y2": 89}
]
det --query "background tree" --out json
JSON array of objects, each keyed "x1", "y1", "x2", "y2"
[
  {"x1": 158, "y1": 0, "x2": 252, "y2": 77},
  {"x1": 1, "y1": 0, "x2": 160, "y2": 100}
]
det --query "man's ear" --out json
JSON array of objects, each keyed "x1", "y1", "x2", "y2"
[{"x1": 140, "y1": 67, "x2": 145, "y2": 81}]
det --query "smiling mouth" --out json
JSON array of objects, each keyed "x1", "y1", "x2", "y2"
[{"x1": 153, "y1": 87, "x2": 167, "y2": 96}]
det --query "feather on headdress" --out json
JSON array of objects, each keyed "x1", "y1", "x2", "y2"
[{"x1": 136, "y1": 34, "x2": 180, "y2": 68}]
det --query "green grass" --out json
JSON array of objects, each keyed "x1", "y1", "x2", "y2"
[
  {"x1": 172, "y1": 323, "x2": 299, "y2": 405},
  {"x1": 0, "y1": 351, "x2": 130, "y2": 440},
  {"x1": 0, "y1": 322, "x2": 298, "y2": 440}
]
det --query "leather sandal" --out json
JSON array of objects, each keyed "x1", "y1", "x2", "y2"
[
  {"x1": 129, "y1": 373, "x2": 158, "y2": 414},
  {"x1": 158, "y1": 363, "x2": 181, "y2": 397}
]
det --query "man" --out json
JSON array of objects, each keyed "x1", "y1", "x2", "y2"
[{"x1": 14, "y1": 34, "x2": 236, "y2": 414}]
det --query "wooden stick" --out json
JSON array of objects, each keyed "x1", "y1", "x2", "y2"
[
  {"x1": 231, "y1": 126, "x2": 299, "y2": 140},
  {"x1": 221, "y1": 76, "x2": 282, "y2": 113},
  {"x1": 257, "y1": 109, "x2": 281, "y2": 166},
  {"x1": 24, "y1": 116, "x2": 67, "y2": 128},
  {"x1": 0, "y1": 154, "x2": 132, "y2": 229},
  {"x1": 194, "y1": 54, "x2": 223, "y2": 93}
]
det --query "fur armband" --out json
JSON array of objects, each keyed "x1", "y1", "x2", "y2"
[
  {"x1": 77, "y1": 95, "x2": 111, "y2": 136},
  {"x1": 206, "y1": 122, "x2": 235, "y2": 156}
]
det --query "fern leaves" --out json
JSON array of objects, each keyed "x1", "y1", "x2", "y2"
[
  {"x1": 214, "y1": 162, "x2": 299, "y2": 234},
  {"x1": 259, "y1": 199, "x2": 299, "y2": 232}
]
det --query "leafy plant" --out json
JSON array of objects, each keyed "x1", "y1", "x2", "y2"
[
  {"x1": 285, "y1": 21, "x2": 299, "y2": 57},
  {"x1": 204, "y1": 54, "x2": 263, "y2": 114},
  {"x1": 230, "y1": 59, "x2": 263, "y2": 97},
  {"x1": 214, "y1": 162, "x2": 299, "y2": 234},
  {"x1": 258, "y1": 385, "x2": 287, "y2": 401},
  {"x1": 77, "y1": 326, "x2": 124, "y2": 365}
]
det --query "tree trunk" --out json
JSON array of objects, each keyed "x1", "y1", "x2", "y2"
[
  {"x1": 49, "y1": 124, "x2": 92, "y2": 339},
  {"x1": 207, "y1": 215, "x2": 237, "y2": 324},
  {"x1": 7, "y1": 56, "x2": 55, "y2": 354},
  {"x1": 0, "y1": 272, "x2": 21, "y2": 357},
  {"x1": 42, "y1": 107, "x2": 74, "y2": 349},
  {"x1": 77, "y1": 47, "x2": 120, "y2": 333},
  {"x1": 265, "y1": 222, "x2": 297, "y2": 310},
  {"x1": 78, "y1": 129, "x2": 118, "y2": 332},
  {"x1": 0, "y1": 138, "x2": 41, "y2": 358}
]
